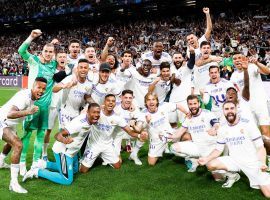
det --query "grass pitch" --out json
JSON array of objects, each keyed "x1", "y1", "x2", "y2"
[{"x1": 0, "y1": 87, "x2": 266, "y2": 199}]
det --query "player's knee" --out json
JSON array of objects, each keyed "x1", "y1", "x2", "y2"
[
  {"x1": 148, "y1": 157, "x2": 157, "y2": 166},
  {"x1": 206, "y1": 161, "x2": 218, "y2": 171},
  {"x1": 181, "y1": 132, "x2": 191, "y2": 141}
]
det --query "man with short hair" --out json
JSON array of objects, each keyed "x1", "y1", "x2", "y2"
[
  {"x1": 186, "y1": 7, "x2": 212, "y2": 60},
  {"x1": 0, "y1": 77, "x2": 47, "y2": 193},
  {"x1": 23, "y1": 103, "x2": 101, "y2": 185},
  {"x1": 53, "y1": 59, "x2": 93, "y2": 129},
  {"x1": 18, "y1": 29, "x2": 57, "y2": 175},
  {"x1": 67, "y1": 39, "x2": 81, "y2": 73},
  {"x1": 165, "y1": 95, "x2": 219, "y2": 172},
  {"x1": 79, "y1": 94, "x2": 147, "y2": 173},
  {"x1": 198, "y1": 101, "x2": 270, "y2": 198}
]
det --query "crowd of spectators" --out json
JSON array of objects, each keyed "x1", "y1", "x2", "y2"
[{"x1": 0, "y1": 5, "x2": 269, "y2": 76}]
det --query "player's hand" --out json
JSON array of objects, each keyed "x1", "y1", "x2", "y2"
[
  {"x1": 241, "y1": 56, "x2": 249, "y2": 69},
  {"x1": 185, "y1": 112, "x2": 192, "y2": 119},
  {"x1": 106, "y1": 37, "x2": 115, "y2": 47},
  {"x1": 145, "y1": 114, "x2": 151, "y2": 124},
  {"x1": 30, "y1": 29, "x2": 42, "y2": 39},
  {"x1": 63, "y1": 137, "x2": 74, "y2": 144},
  {"x1": 203, "y1": 7, "x2": 210, "y2": 14},
  {"x1": 154, "y1": 77, "x2": 161, "y2": 84},
  {"x1": 199, "y1": 89, "x2": 205, "y2": 98},
  {"x1": 198, "y1": 157, "x2": 208, "y2": 166},
  {"x1": 261, "y1": 163, "x2": 268, "y2": 172},
  {"x1": 189, "y1": 45, "x2": 195, "y2": 54},
  {"x1": 51, "y1": 38, "x2": 60, "y2": 45},
  {"x1": 207, "y1": 127, "x2": 217, "y2": 136},
  {"x1": 28, "y1": 106, "x2": 39, "y2": 115},
  {"x1": 248, "y1": 56, "x2": 258, "y2": 65},
  {"x1": 211, "y1": 56, "x2": 223, "y2": 63}
]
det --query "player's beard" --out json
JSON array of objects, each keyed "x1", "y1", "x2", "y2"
[
  {"x1": 225, "y1": 113, "x2": 236, "y2": 124},
  {"x1": 189, "y1": 107, "x2": 200, "y2": 116}
]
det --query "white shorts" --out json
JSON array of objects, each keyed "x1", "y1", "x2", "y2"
[
  {"x1": 148, "y1": 140, "x2": 167, "y2": 158},
  {"x1": 59, "y1": 109, "x2": 78, "y2": 129},
  {"x1": 48, "y1": 107, "x2": 59, "y2": 130},
  {"x1": 113, "y1": 131, "x2": 132, "y2": 156},
  {"x1": 217, "y1": 156, "x2": 270, "y2": 189},
  {"x1": 0, "y1": 121, "x2": 8, "y2": 140},
  {"x1": 251, "y1": 102, "x2": 270, "y2": 125},
  {"x1": 81, "y1": 142, "x2": 119, "y2": 168},
  {"x1": 173, "y1": 141, "x2": 216, "y2": 157}
]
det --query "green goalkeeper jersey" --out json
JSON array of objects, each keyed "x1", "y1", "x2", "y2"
[{"x1": 18, "y1": 41, "x2": 57, "y2": 107}]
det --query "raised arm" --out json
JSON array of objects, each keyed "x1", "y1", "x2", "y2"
[
  {"x1": 241, "y1": 57, "x2": 250, "y2": 101},
  {"x1": 100, "y1": 37, "x2": 115, "y2": 62},
  {"x1": 203, "y1": 7, "x2": 212, "y2": 40},
  {"x1": 18, "y1": 29, "x2": 42, "y2": 61}
]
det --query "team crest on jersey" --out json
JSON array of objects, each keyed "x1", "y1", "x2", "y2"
[
  {"x1": 105, "y1": 88, "x2": 109, "y2": 92},
  {"x1": 201, "y1": 118, "x2": 204, "y2": 123},
  {"x1": 240, "y1": 129, "x2": 244, "y2": 134},
  {"x1": 161, "y1": 112, "x2": 164, "y2": 115}
]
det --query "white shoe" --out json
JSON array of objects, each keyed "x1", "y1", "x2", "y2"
[
  {"x1": 102, "y1": 161, "x2": 108, "y2": 166},
  {"x1": 9, "y1": 181, "x2": 28, "y2": 193},
  {"x1": 186, "y1": 158, "x2": 198, "y2": 173},
  {"x1": 37, "y1": 159, "x2": 46, "y2": 169},
  {"x1": 0, "y1": 161, "x2": 10, "y2": 169},
  {"x1": 19, "y1": 162, "x2": 27, "y2": 176},
  {"x1": 222, "y1": 173, "x2": 240, "y2": 188},
  {"x1": 129, "y1": 153, "x2": 142, "y2": 165},
  {"x1": 22, "y1": 168, "x2": 38, "y2": 182}
]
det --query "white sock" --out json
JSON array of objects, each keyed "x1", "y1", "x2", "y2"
[
  {"x1": 10, "y1": 164, "x2": 20, "y2": 183},
  {"x1": 42, "y1": 143, "x2": 49, "y2": 157},
  {"x1": 0, "y1": 153, "x2": 7, "y2": 163},
  {"x1": 225, "y1": 171, "x2": 237, "y2": 179},
  {"x1": 132, "y1": 140, "x2": 144, "y2": 154}
]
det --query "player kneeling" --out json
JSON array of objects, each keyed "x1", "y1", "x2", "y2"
[
  {"x1": 160, "y1": 95, "x2": 219, "y2": 173},
  {"x1": 199, "y1": 101, "x2": 270, "y2": 198},
  {"x1": 23, "y1": 103, "x2": 101, "y2": 185}
]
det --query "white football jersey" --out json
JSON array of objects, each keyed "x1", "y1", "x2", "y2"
[
  {"x1": 182, "y1": 109, "x2": 218, "y2": 146},
  {"x1": 186, "y1": 35, "x2": 207, "y2": 60},
  {"x1": 205, "y1": 78, "x2": 234, "y2": 117},
  {"x1": 216, "y1": 117, "x2": 263, "y2": 164},
  {"x1": 139, "y1": 103, "x2": 177, "y2": 142},
  {"x1": 52, "y1": 113, "x2": 93, "y2": 157},
  {"x1": 170, "y1": 63, "x2": 193, "y2": 102},
  {"x1": 139, "y1": 51, "x2": 172, "y2": 69},
  {"x1": 90, "y1": 79, "x2": 121, "y2": 105},
  {"x1": 193, "y1": 62, "x2": 219, "y2": 94},
  {"x1": 230, "y1": 64, "x2": 268, "y2": 107},
  {"x1": 0, "y1": 89, "x2": 34, "y2": 127},
  {"x1": 88, "y1": 110, "x2": 128, "y2": 145},
  {"x1": 60, "y1": 75, "x2": 92, "y2": 115}
]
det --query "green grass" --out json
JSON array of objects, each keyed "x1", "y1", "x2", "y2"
[{"x1": 0, "y1": 87, "x2": 266, "y2": 199}]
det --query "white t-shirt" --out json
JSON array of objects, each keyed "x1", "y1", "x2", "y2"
[
  {"x1": 0, "y1": 89, "x2": 34, "y2": 128},
  {"x1": 138, "y1": 51, "x2": 172, "y2": 69},
  {"x1": 182, "y1": 109, "x2": 218, "y2": 147},
  {"x1": 90, "y1": 79, "x2": 121, "y2": 105},
  {"x1": 186, "y1": 35, "x2": 207, "y2": 60},
  {"x1": 88, "y1": 110, "x2": 127, "y2": 145},
  {"x1": 52, "y1": 113, "x2": 93, "y2": 157},
  {"x1": 204, "y1": 78, "x2": 234, "y2": 116},
  {"x1": 119, "y1": 68, "x2": 156, "y2": 109},
  {"x1": 170, "y1": 63, "x2": 193, "y2": 102},
  {"x1": 230, "y1": 64, "x2": 268, "y2": 108},
  {"x1": 193, "y1": 62, "x2": 219, "y2": 94},
  {"x1": 139, "y1": 103, "x2": 177, "y2": 142},
  {"x1": 216, "y1": 117, "x2": 263, "y2": 164},
  {"x1": 61, "y1": 75, "x2": 92, "y2": 115}
]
